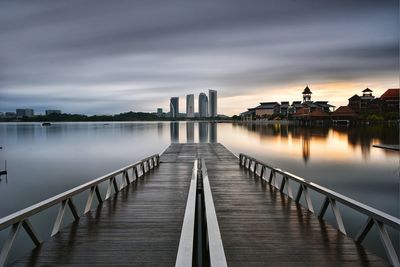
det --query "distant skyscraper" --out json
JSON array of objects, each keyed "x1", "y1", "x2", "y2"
[
  {"x1": 209, "y1": 89, "x2": 217, "y2": 117},
  {"x1": 198, "y1": 93, "x2": 208, "y2": 118},
  {"x1": 157, "y1": 108, "x2": 163, "y2": 117},
  {"x1": 170, "y1": 97, "x2": 179, "y2": 118},
  {"x1": 186, "y1": 94, "x2": 194, "y2": 118}
]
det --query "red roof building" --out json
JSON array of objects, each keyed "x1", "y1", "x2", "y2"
[{"x1": 380, "y1": 88, "x2": 399, "y2": 112}]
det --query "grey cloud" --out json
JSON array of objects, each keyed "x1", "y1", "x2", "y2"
[{"x1": 0, "y1": 0, "x2": 398, "y2": 114}]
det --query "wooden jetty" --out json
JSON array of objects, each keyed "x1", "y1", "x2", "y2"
[
  {"x1": 373, "y1": 144, "x2": 400, "y2": 152},
  {"x1": 0, "y1": 143, "x2": 399, "y2": 266}
]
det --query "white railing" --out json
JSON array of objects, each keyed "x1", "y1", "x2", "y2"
[
  {"x1": 0, "y1": 154, "x2": 159, "y2": 267},
  {"x1": 239, "y1": 153, "x2": 400, "y2": 267}
]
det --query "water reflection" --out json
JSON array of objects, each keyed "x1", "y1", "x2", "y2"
[
  {"x1": 199, "y1": 122, "x2": 208, "y2": 143},
  {"x1": 170, "y1": 122, "x2": 179, "y2": 143},
  {"x1": 233, "y1": 123, "x2": 399, "y2": 163},
  {"x1": 186, "y1": 122, "x2": 194, "y2": 143},
  {"x1": 209, "y1": 122, "x2": 217, "y2": 143}
]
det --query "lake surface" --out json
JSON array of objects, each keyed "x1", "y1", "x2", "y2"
[{"x1": 0, "y1": 121, "x2": 398, "y2": 262}]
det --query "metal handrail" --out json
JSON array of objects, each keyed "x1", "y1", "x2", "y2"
[
  {"x1": 0, "y1": 154, "x2": 159, "y2": 267},
  {"x1": 239, "y1": 153, "x2": 400, "y2": 267},
  {"x1": 175, "y1": 160, "x2": 198, "y2": 267},
  {"x1": 200, "y1": 158, "x2": 227, "y2": 267}
]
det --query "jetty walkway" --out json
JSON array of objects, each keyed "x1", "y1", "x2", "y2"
[{"x1": 0, "y1": 143, "x2": 398, "y2": 266}]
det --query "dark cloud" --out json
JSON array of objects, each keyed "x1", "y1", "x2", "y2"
[{"x1": 0, "y1": 0, "x2": 398, "y2": 114}]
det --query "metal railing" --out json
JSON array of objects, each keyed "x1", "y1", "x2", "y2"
[
  {"x1": 0, "y1": 154, "x2": 159, "y2": 267},
  {"x1": 175, "y1": 159, "x2": 227, "y2": 267},
  {"x1": 239, "y1": 153, "x2": 400, "y2": 267}
]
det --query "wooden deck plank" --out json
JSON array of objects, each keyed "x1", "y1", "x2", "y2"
[
  {"x1": 10, "y1": 143, "x2": 389, "y2": 266},
  {"x1": 12, "y1": 162, "x2": 193, "y2": 266}
]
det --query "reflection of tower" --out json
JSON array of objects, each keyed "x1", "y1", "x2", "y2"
[
  {"x1": 170, "y1": 122, "x2": 179, "y2": 143},
  {"x1": 302, "y1": 132, "x2": 310, "y2": 163},
  {"x1": 157, "y1": 122, "x2": 163, "y2": 138},
  {"x1": 302, "y1": 86, "x2": 312, "y2": 102},
  {"x1": 199, "y1": 122, "x2": 208, "y2": 143},
  {"x1": 209, "y1": 122, "x2": 217, "y2": 143},
  {"x1": 186, "y1": 122, "x2": 194, "y2": 143}
]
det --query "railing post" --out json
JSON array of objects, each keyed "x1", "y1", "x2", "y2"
[
  {"x1": 330, "y1": 198, "x2": 346, "y2": 235},
  {"x1": 52, "y1": 200, "x2": 67, "y2": 236},
  {"x1": 0, "y1": 221, "x2": 22, "y2": 267},
  {"x1": 22, "y1": 219, "x2": 41, "y2": 246}
]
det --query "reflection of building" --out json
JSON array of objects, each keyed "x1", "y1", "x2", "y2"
[
  {"x1": 170, "y1": 97, "x2": 179, "y2": 118},
  {"x1": 199, "y1": 122, "x2": 208, "y2": 142},
  {"x1": 209, "y1": 89, "x2": 217, "y2": 117},
  {"x1": 16, "y1": 109, "x2": 34, "y2": 118},
  {"x1": 302, "y1": 134, "x2": 310, "y2": 163},
  {"x1": 186, "y1": 94, "x2": 194, "y2": 118},
  {"x1": 209, "y1": 123, "x2": 217, "y2": 143},
  {"x1": 170, "y1": 122, "x2": 179, "y2": 142},
  {"x1": 199, "y1": 93, "x2": 208, "y2": 118},
  {"x1": 45, "y1": 110, "x2": 61, "y2": 115},
  {"x1": 186, "y1": 122, "x2": 194, "y2": 143}
]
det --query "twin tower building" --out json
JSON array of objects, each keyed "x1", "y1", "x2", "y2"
[{"x1": 170, "y1": 89, "x2": 217, "y2": 118}]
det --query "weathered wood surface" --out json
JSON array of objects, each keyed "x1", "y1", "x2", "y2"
[
  {"x1": 12, "y1": 160, "x2": 193, "y2": 266},
  {"x1": 12, "y1": 143, "x2": 388, "y2": 266},
  {"x1": 166, "y1": 143, "x2": 388, "y2": 266}
]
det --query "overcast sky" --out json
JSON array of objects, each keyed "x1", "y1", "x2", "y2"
[{"x1": 0, "y1": 0, "x2": 398, "y2": 115}]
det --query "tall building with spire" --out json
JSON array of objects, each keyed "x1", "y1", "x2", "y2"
[
  {"x1": 302, "y1": 86, "x2": 312, "y2": 102},
  {"x1": 186, "y1": 94, "x2": 194, "y2": 118},
  {"x1": 209, "y1": 89, "x2": 217, "y2": 117},
  {"x1": 198, "y1": 93, "x2": 208, "y2": 118}
]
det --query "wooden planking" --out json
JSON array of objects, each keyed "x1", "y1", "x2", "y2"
[
  {"x1": 165, "y1": 143, "x2": 388, "y2": 266},
  {"x1": 11, "y1": 162, "x2": 193, "y2": 266},
  {"x1": 10, "y1": 143, "x2": 389, "y2": 266}
]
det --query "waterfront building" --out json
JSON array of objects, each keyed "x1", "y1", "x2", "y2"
[
  {"x1": 253, "y1": 102, "x2": 281, "y2": 118},
  {"x1": 45, "y1": 110, "x2": 61, "y2": 115},
  {"x1": 331, "y1": 106, "x2": 358, "y2": 123},
  {"x1": 170, "y1": 97, "x2": 179, "y2": 118},
  {"x1": 198, "y1": 93, "x2": 208, "y2": 118},
  {"x1": 209, "y1": 89, "x2": 217, "y2": 117},
  {"x1": 16, "y1": 108, "x2": 34, "y2": 118},
  {"x1": 380, "y1": 88, "x2": 399, "y2": 112},
  {"x1": 348, "y1": 88, "x2": 376, "y2": 113},
  {"x1": 241, "y1": 86, "x2": 334, "y2": 120},
  {"x1": 280, "y1": 102, "x2": 290, "y2": 116},
  {"x1": 5, "y1": 112, "x2": 16, "y2": 118},
  {"x1": 157, "y1": 108, "x2": 163, "y2": 117},
  {"x1": 186, "y1": 94, "x2": 195, "y2": 118}
]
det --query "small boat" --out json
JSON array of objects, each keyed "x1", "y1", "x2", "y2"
[{"x1": 42, "y1": 122, "x2": 51, "y2": 126}]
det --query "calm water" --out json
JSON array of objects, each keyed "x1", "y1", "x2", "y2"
[{"x1": 0, "y1": 122, "x2": 398, "y2": 262}]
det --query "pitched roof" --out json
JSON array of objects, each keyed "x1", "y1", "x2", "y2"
[
  {"x1": 380, "y1": 88, "x2": 399, "y2": 99},
  {"x1": 362, "y1": 88, "x2": 373, "y2": 92},
  {"x1": 257, "y1": 102, "x2": 280, "y2": 109},
  {"x1": 348, "y1": 94, "x2": 361, "y2": 100},
  {"x1": 302, "y1": 86, "x2": 312, "y2": 94},
  {"x1": 332, "y1": 106, "x2": 357, "y2": 117}
]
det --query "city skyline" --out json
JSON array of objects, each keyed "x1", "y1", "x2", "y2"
[{"x1": 0, "y1": 1, "x2": 398, "y2": 116}]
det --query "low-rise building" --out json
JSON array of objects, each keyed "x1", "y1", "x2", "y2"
[
  {"x1": 45, "y1": 110, "x2": 62, "y2": 115},
  {"x1": 331, "y1": 106, "x2": 358, "y2": 121}
]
